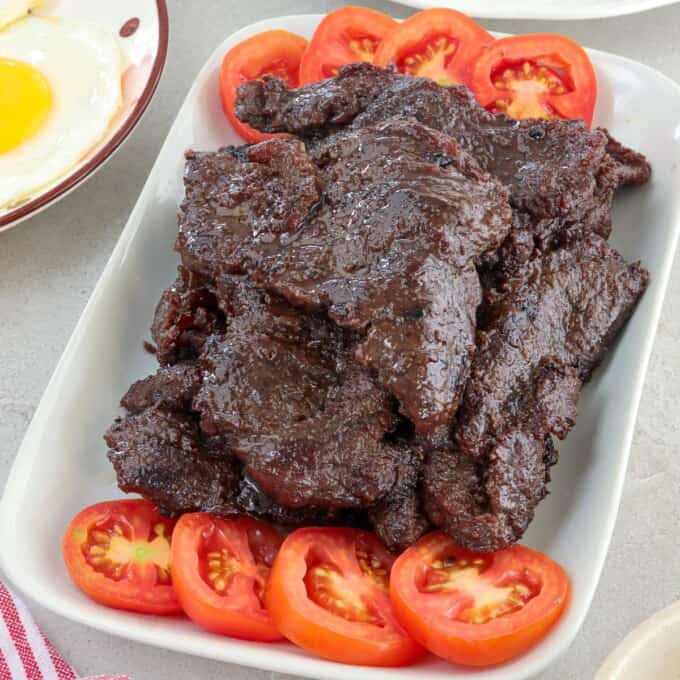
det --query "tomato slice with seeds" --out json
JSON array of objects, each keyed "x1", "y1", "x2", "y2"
[
  {"x1": 266, "y1": 527, "x2": 423, "y2": 667},
  {"x1": 298, "y1": 7, "x2": 398, "y2": 85},
  {"x1": 390, "y1": 532, "x2": 570, "y2": 666},
  {"x1": 469, "y1": 34, "x2": 597, "y2": 124},
  {"x1": 62, "y1": 500, "x2": 180, "y2": 615},
  {"x1": 171, "y1": 514, "x2": 283, "y2": 641},
  {"x1": 373, "y1": 9, "x2": 493, "y2": 87},
  {"x1": 220, "y1": 30, "x2": 307, "y2": 143}
]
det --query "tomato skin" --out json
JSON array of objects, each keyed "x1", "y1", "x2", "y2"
[
  {"x1": 469, "y1": 34, "x2": 597, "y2": 125},
  {"x1": 62, "y1": 500, "x2": 181, "y2": 615},
  {"x1": 171, "y1": 514, "x2": 283, "y2": 641},
  {"x1": 299, "y1": 7, "x2": 397, "y2": 85},
  {"x1": 374, "y1": 9, "x2": 493, "y2": 87},
  {"x1": 266, "y1": 527, "x2": 424, "y2": 667},
  {"x1": 220, "y1": 30, "x2": 307, "y2": 143},
  {"x1": 390, "y1": 533, "x2": 571, "y2": 667}
]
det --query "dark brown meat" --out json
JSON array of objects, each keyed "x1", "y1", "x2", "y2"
[
  {"x1": 194, "y1": 332, "x2": 337, "y2": 437},
  {"x1": 368, "y1": 443, "x2": 430, "y2": 553},
  {"x1": 236, "y1": 476, "x2": 366, "y2": 528},
  {"x1": 105, "y1": 406, "x2": 240, "y2": 517},
  {"x1": 176, "y1": 139, "x2": 319, "y2": 278},
  {"x1": 354, "y1": 260, "x2": 481, "y2": 432},
  {"x1": 178, "y1": 119, "x2": 511, "y2": 431},
  {"x1": 236, "y1": 64, "x2": 649, "y2": 275},
  {"x1": 425, "y1": 360, "x2": 581, "y2": 552},
  {"x1": 151, "y1": 266, "x2": 225, "y2": 365},
  {"x1": 121, "y1": 362, "x2": 201, "y2": 413},
  {"x1": 231, "y1": 365, "x2": 397, "y2": 508},
  {"x1": 106, "y1": 406, "x2": 368, "y2": 527},
  {"x1": 457, "y1": 235, "x2": 649, "y2": 460}
]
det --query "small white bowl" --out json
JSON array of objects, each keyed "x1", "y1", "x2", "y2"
[
  {"x1": 389, "y1": 0, "x2": 679, "y2": 21},
  {"x1": 0, "y1": 0, "x2": 168, "y2": 233},
  {"x1": 597, "y1": 602, "x2": 680, "y2": 679}
]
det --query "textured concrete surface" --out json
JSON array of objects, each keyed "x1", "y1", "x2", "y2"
[{"x1": 1, "y1": 0, "x2": 679, "y2": 678}]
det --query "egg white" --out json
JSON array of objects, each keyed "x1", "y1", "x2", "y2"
[
  {"x1": 0, "y1": 16, "x2": 122, "y2": 209},
  {"x1": 0, "y1": 0, "x2": 40, "y2": 31}
]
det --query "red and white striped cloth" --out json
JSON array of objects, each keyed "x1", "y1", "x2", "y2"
[{"x1": 0, "y1": 580, "x2": 132, "y2": 680}]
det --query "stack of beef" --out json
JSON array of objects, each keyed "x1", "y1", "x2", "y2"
[{"x1": 105, "y1": 64, "x2": 650, "y2": 553}]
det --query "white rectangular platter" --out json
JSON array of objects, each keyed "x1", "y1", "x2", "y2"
[
  {"x1": 2, "y1": 13, "x2": 680, "y2": 680},
  {"x1": 390, "y1": 0, "x2": 679, "y2": 20}
]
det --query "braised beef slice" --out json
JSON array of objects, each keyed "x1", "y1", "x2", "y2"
[
  {"x1": 105, "y1": 406, "x2": 240, "y2": 517},
  {"x1": 368, "y1": 443, "x2": 430, "y2": 553},
  {"x1": 236, "y1": 64, "x2": 649, "y2": 275},
  {"x1": 237, "y1": 476, "x2": 367, "y2": 528},
  {"x1": 456, "y1": 235, "x2": 649, "y2": 461},
  {"x1": 194, "y1": 332, "x2": 337, "y2": 437},
  {"x1": 121, "y1": 362, "x2": 201, "y2": 414},
  {"x1": 176, "y1": 139, "x2": 319, "y2": 278},
  {"x1": 178, "y1": 119, "x2": 511, "y2": 431},
  {"x1": 425, "y1": 360, "x2": 581, "y2": 552},
  {"x1": 231, "y1": 366, "x2": 398, "y2": 508},
  {"x1": 106, "y1": 406, "x2": 368, "y2": 527},
  {"x1": 354, "y1": 259, "x2": 481, "y2": 431},
  {"x1": 150, "y1": 265, "x2": 225, "y2": 365}
]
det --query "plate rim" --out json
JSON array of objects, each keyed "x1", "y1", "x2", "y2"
[
  {"x1": 0, "y1": 0, "x2": 170, "y2": 233},
  {"x1": 2, "y1": 13, "x2": 680, "y2": 680},
  {"x1": 389, "y1": 0, "x2": 679, "y2": 20}
]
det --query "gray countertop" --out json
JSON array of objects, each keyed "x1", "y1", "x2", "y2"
[{"x1": 2, "y1": 1, "x2": 680, "y2": 678}]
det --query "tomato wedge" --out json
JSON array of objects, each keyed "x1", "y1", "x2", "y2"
[
  {"x1": 171, "y1": 514, "x2": 283, "y2": 641},
  {"x1": 298, "y1": 7, "x2": 397, "y2": 85},
  {"x1": 374, "y1": 9, "x2": 493, "y2": 86},
  {"x1": 62, "y1": 499, "x2": 180, "y2": 615},
  {"x1": 220, "y1": 30, "x2": 307, "y2": 143},
  {"x1": 390, "y1": 532, "x2": 570, "y2": 666},
  {"x1": 469, "y1": 34, "x2": 597, "y2": 124},
  {"x1": 266, "y1": 528, "x2": 423, "y2": 666}
]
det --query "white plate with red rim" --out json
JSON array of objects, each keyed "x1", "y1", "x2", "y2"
[
  {"x1": 390, "y1": 0, "x2": 679, "y2": 20},
  {"x1": 1, "y1": 12, "x2": 679, "y2": 680},
  {"x1": 0, "y1": 0, "x2": 168, "y2": 233}
]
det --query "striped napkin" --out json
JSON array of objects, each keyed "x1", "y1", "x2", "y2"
[{"x1": 0, "y1": 581, "x2": 132, "y2": 680}]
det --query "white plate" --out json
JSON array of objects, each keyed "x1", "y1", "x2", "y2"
[
  {"x1": 0, "y1": 0, "x2": 168, "y2": 233},
  {"x1": 1, "y1": 13, "x2": 679, "y2": 680},
  {"x1": 389, "y1": 0, "x2": 679, "y2": 20},
  {"x1": 596, "y1": 600, "x2": 680, "y2": 679}
]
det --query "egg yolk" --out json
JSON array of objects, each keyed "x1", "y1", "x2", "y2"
[{"x1": 0, "y1": 57, "x2": 53, "y2": 154}]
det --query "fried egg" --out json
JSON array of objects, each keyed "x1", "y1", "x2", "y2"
[
  {"x1": 0, "y1": 0, "x2": 40, "y2": 30},
  {"x1": 0, "y1": 15, "x2": 122, "y2": 209}
]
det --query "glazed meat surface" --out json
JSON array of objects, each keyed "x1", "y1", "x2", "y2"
[
  {"x1": 105, "y1": 406, "x2": 241, "y2": 517},
  {"x1": 176, "y1": 139, "x2": 320, "y2": 278},
  {"x1": 121, "y1": 362, "x2": 201, "y2": 414},
  {"x1": 456, "y1": 235, "x2": 649, "y2": 460},
  {"x1": 151, "y1": 265, "x2": 225, "y2": 365},
  {"x1": 231, "y1": 365, "x2": 398, "y2": 508},
  {"x1": 105, "y1": 62, "x2": 651, "y2": 555},
  {"x1": 177, "y1": 119, "x2": 511, "y2": 431},
  {"x1": 424, "y1": 235, "x2": 648, "y2": 551},
  {"x1": 368, "y1": 442, "x2": 430, "y2": 552},
  {"x1": 237, "y1": 63, "x2": 650, "y2": 276},
  {"x1": 425, "y1": 360, "x2": 581, "y2": 552}
]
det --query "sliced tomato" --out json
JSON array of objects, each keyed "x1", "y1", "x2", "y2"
[
  {"x1": 469, "y1": 34, "x2": 597, "y2": 124},
  {"x1": 62, "y1": 499, "x2": 180, "y2": 615},
  {"x1": 298, "y1": 7, "x2": 398, "y2": 85},
  {"x1": 220, "y1": 30, "x2": 307, "y2": 143},
  {"x1": 390, "y1": 532, "x2": 570, "y2": 666},
  {"x1": 171, "y1": 514, "x2": 283, "y2": 641},
  {"x1": 373, "y1": 9, "x2": 493, "y2": 86},
  {"x1": 266, "y1": 527, "x2": 423, "y2": 666}
]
